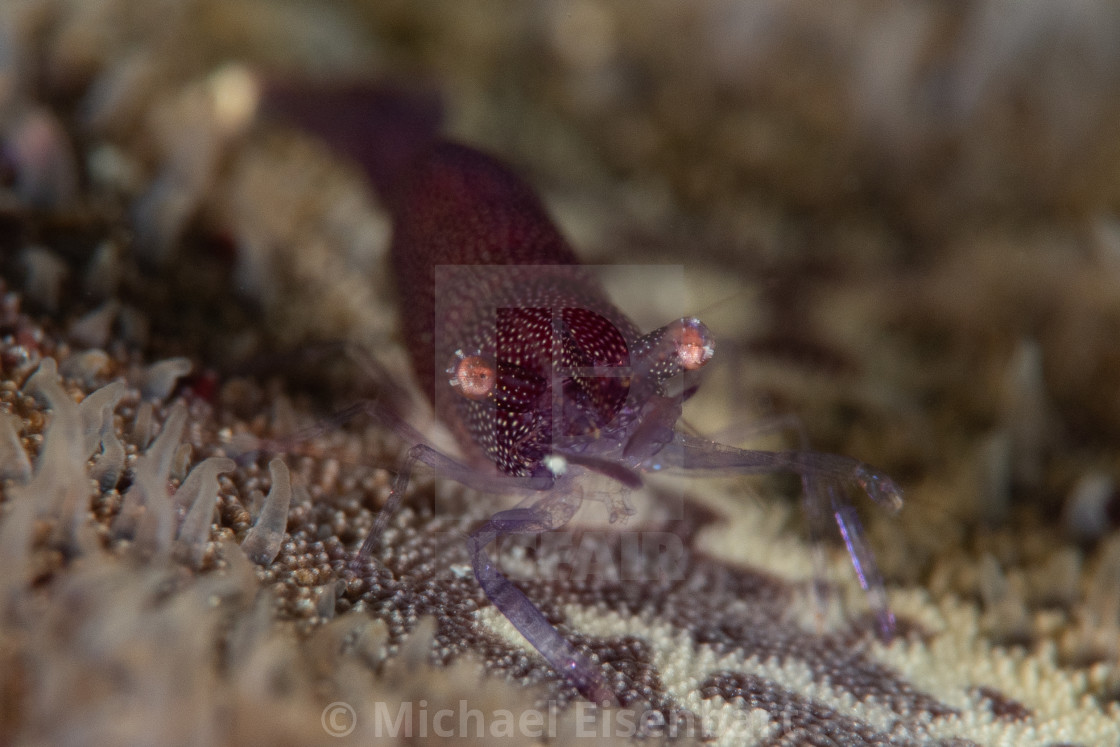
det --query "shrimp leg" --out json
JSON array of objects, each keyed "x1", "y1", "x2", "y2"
[
  {"x1": 651, "y1": 430, "x2": 902, "y2": 638},
  {"x1": 350, "y1": 440, "x2": 553, "y2": 562},
  {"x1": 468, "y1": 489, "x2": 616, "y2": 705}
]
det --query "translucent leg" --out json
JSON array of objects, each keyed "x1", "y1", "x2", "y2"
[
  {"x1": 675, "y1": 413, "x2": 840, "y2": 619},
  {"x1": 352, "y1": 443, "x2": 552, "y2": 562},
  {"x1": 468, "y1": 490, "x2": 615, "y2": 704},
  {"x1": 232, "y1": 358, "x2": 610, "y2": 696},
  {"x1": 356, "y1": 444, "x2": 612, "y2": 701},
  {"x1": 832, "y1": 493, "x2": 895, "y2": 637},
  {"x1": 652, "y1": 431, "x2": 902, "y2": 639},
  {"x1": 233, "y1": 396, "x2": 553, "y2": 560}
]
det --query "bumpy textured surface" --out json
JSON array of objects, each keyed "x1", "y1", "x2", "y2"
[
  {"x1": 3, "y1": 1, "x2": 1120, "y2": 745},
  {"x1": 385, "y1": 143, "x2": 640, "y2": 475}
]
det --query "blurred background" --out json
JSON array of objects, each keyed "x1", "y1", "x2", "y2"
[{"x1": 4, "y1": 0, "x2": 1120, "y2": 741}]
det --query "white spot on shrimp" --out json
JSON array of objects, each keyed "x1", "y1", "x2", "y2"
[{"x1": 543, "y1": 453, "x2": 568, "y2": 476}]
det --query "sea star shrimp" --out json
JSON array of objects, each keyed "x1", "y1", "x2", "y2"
[{"x1": 264, "y1": 85, "x2": 903, "y2": 705}]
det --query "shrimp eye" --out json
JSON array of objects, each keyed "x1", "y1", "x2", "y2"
[
  {"x1": 670, "y1": 317, "x2": 714, "y2": 371},
  {"x1": 449, "y1": 354, "x2": 496, "y2": 400}
]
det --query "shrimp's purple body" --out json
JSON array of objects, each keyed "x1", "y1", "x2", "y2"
[
  {"x1": 266, "y1": 85, "x2": 902, "y2": 705},
  {"x1": 390, "y1": 143, "x2": 645, "y2": 477}
]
